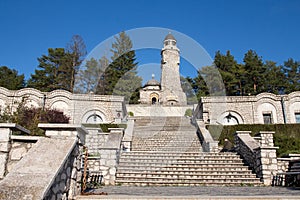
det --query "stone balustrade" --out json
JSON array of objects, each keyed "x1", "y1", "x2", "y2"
[
  {"x1": 195, "y1": 120, "x2": 218, "y2": 152},
  {"x1": 235, "y1": 131, "x2": 279, "y2": 185}
]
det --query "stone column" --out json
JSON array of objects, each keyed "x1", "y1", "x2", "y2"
[
  {"x1": 100, "y1": 128, "x2": 124, "y2": 185},
  {"x1": 255, "y1": 131, "x2": 278, "y2": 185}
]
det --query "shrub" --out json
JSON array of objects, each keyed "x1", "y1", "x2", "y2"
[
  {"x1": 0, "y1": 98, "x2": 69, "y2": 136},
  {"x1": 184, "y1": 108, "x2": 192, "y2": 117},
  {"x1": 128, "y1": 111, "x2": 134, "y2": 117}
]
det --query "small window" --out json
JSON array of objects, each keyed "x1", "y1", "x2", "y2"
[
  {"x1": 263, "y1": 113, "x2": 273, "y2": 124},
  {"x1": 172, "y1": 41, "x2": 176, "y2": 45},
  {"x1": 295, "y1": 113, "x2": 300, "y2": 123}
]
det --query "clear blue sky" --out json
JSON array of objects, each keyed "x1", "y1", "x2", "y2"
[{"x1": 1, "y1": 0, "x2": 300, "y2": 82}]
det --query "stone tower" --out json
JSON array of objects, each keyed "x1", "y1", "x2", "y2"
[{"x1": 160, "y1": 33, "x2": 187, "y2": 106}]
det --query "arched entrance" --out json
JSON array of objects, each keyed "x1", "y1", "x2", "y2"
[
  {"x1": 152, "y1": 97, "x2": 157, "y2": 104},
  {"x1": 150, "y1": 93, "x2": 159, "y2": 105}
]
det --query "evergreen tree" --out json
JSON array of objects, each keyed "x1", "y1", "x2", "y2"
[
  {"x1": 96, "y1": 31, "x2": 142, "y2": 104},
  {"x1": 28, "y1": 48, "x2": 66, "y2": 92},
  {"x1": 243, "y1": 50, "x2": 266, "y2": 95},
  {"x1": 264, "y1": 61, "x2": 286, "y2": 94},
  {"x1": 214, "y1": 51, "x2": 240, "y2": 95},
  {"x1": 0, "y1": 66, "x2": 25, "y2": 90},
  {"x1": 282, "y1": 58, "x2": 300, "y2": 93},
  {"x1": 74, "y1": 57, "x2": 106, "y2": 93},
  {"x1": 28, "y1": 35, "x2": 86, "y2": 92}
]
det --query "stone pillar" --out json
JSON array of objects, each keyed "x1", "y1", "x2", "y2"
[
  {"x1": 258, "y1": 131, "x2": 275, "y2": 147},
  {"x1": 100, "y1": 128, "x2": 124, "y2": 185},
  {"x1": 255, "y1": 131, "x2": 278, "y2": 185},
  {"x1": 0, "y1": 127, "x2": 11, "y2": 179},
  {"x1": 255, "y1": 146, "x2": 278, "y2": 185}
]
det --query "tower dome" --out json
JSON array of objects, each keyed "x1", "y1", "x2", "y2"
[{"x1": 164, "y1": 33, "x2": 176, "y2": 41}]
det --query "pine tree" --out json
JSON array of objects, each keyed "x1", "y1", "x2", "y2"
[
  {"x1": 96, "y1": 31, "x2": 142, "y2": 103},
  {"x1": 28, "y1": 48, "x2": 66, "y2": 92},
  {"x1": 0, "y1": 66, "x2": 25, "y2": 90},
  {"x1": 282, "y1": 58, "x2": 300, "y2": 93},
  {"x1": 243, "y1": 50, "x2": 266, "y2": 95}
]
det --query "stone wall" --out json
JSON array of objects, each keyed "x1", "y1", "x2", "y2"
[
  {"x1": 194, "y1": 92, "x2": 300, "y2": 125},
  {"x1": 235, "y1": 131, "x2": 279, "y2": 185},
  {"x1": 0, "y1": 87, "x2": 126, "y2": 125}
]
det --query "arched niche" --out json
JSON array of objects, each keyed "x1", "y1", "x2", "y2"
[
  {"x1": 217, "y1": 111, "x2": 244, "y2": 125},
  {"x1": 50, "y1": 100, "x2": 69, "y2": 113},
  {"x1": 81, "y1": 110, "x2": 106, "y2": 124}
]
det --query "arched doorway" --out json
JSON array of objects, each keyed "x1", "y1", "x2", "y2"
[
  {"x1": 150, "y1": 93, "x2": 159, "y2": 105},
  {"x1": 152, "y1": 97, "x2": 157, "y2": 104}
]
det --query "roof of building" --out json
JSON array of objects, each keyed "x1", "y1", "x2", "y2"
[
  {"x1": 144, "y1": 79, "x2": 160, "y2": 87},
  {"x1": 164, "y1": 33, "x2": 176, "y2": 41}
]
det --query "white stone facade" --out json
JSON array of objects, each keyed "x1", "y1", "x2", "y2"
[
  {"x1": 194, "y1": 92, "x2": 300, "y2": 125},
  {"x1": 0, "y1": 87, "x2": 126, "y2": 124}
]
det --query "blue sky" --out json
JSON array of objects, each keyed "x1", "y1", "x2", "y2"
[{"x1": 1, "y1": 0, "x2": 300, "y2": 83}]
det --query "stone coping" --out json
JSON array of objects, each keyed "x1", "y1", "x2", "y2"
[
  {"x1": 254, "y1": 146, "x2": 279, "y2": 150},
  {"x1": 0, "y1": 123, "x2": 30, "y2": 134},
  {"x1": 38, "y1": 123, "x2": 88, "y2": 134},
  {"x1": 11, "y1": 135, "x2": 41, "y2": 141}
]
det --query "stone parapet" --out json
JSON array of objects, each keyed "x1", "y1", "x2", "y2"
[
  {"x1": 195, "y1": 120, "x2": 218, "y2": 152},
  {"x1": 38, "y1": 123, "x2": 88, "y2": 145},
  {"x1": 235, "y1": 131, "x2": 279, "y2": 185}
]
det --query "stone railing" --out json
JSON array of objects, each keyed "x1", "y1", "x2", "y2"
[
  {"x1": 235, "y1": 131, "x2": 279, "y2": 185},
  {"x1": 98, "y1": 128, "x2": 124, "y2": 185},
  {"x1": 195, "y1": 120, "x2": 218, "y2": 152},
  {"x1": 0, "y1": 123, "x2": 87, "y2": 200}
]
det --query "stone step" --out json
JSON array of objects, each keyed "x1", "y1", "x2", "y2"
[
  {"x1": 117, "y1": 162, "x2": 246, "y2": 168},
  {"x1": 115, "y1": 178, "x2": 262, "y2": 186},
  {"x1": 117, "y1": 171, "x2": 256, "y2": 177},
  {"x1": 116, "y1": 174, "x2": 258, "y2": 180},
  {"x1": 121, "y1": 152, "x2": 237, "y2": 156},
  {"x1": 117, "y1": 165, "x2": 252, "y2": 172},
  {"x1": 121, "y1": 154, "x2": 240, "y2": 159},
  {"x1": 117, "y1": 168, "x2": 253, "y2": 174},
  {"x1": 119, "y1": 158, "x2": 243, "y2": 163}
]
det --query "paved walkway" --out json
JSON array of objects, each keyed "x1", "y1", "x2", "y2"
[{"x1": 76, "y1": 186, "x2": 300, "y2": 199}]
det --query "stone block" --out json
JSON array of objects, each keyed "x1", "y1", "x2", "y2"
[
  {"x1": 11, "y1": 146, "x2": 27, "y2": 160},
  {"x1": 0, "y1": 142, "x2": 10, "y2": 152},
  {"x1": 0, "y1": 129, "x2": 10, "y2": 141}
]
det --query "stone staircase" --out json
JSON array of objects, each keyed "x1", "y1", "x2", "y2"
[{"x1": 116, "y1": 116, "x2": 262, "y2": 186}]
